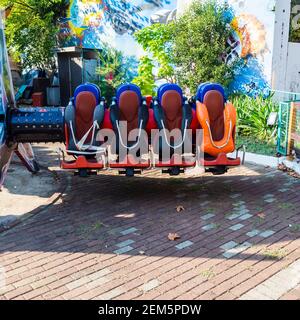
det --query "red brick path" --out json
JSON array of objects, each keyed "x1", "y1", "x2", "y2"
[{"x1": 0, "y1": 164, "x2": 299, "y2": 300}]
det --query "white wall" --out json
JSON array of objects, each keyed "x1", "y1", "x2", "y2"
[{"x1": 272, "y1": 0, "x2": 300, "y2": 93}]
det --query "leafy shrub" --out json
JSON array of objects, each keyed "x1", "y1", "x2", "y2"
[
  {"x1": 173, "y1": 0, "x2": 239, "y2": 93},
  {"x1": 133, "y1": 22, "x2": 175, "y2": 95},
  {"x1": 96, "y1": 46, "x2": 137, "y2": 104},
  {"x1": 231, "y1": 94, "x2": 279, "y2": 142},
  {"x1": 133, "y1": 0, "x2": 240, "y2": 95},
  {"x1": 1, "y1": 0, "x2": 68, "y2": 69},
  {"x1": 132, "y1": 56, "x2": 156, "y2": 96}
]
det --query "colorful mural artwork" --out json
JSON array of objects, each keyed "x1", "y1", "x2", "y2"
[
  {"x1": 178, "y1": 0, "x2": 275, "y2": 97},
  {"x1": 60, "y1": 0, "x2": 176, "y2": 56},
  {"x1": 61, "y1": 0, "x2": 275, "y2": 97},
  {"x1": 223, "y1": 0, "x2": 275, "y2": 97}
]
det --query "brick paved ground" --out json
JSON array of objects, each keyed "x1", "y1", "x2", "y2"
[{"x1": 0, "y1": 159, "x2": 300, "y2": 300}]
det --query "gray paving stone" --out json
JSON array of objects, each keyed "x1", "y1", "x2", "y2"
[
  {"x1": 246, "y1": 230, "x2": 260, "y2": 238},
  {"x1": 201, "y1": 213, "x2": 215, "y2": 221},
  {"x1": 202, "y1": 224, "x2": 218, "y2": 231},
  {"x1": 116, "y1": 239, "x2": 135, "y2": 248},
  {"x1": 234, "y1": 208, "x2": 250, "y2": 215},
  {"x1": 229, "y1": 223, "x2": 244, "y2": 231},
  {"x1": 223, "y1": 242, "x2": 252, "y2": 259},
  {"x1": 220, "y1": 241, "x2": 238, "y2": 251},
  {"x1": 227, "y1": 213, "x2": 241, "y2": 221},
  {"x1": 114, "y1": 246, "x2": 134, "y2": 255},
  {"x1": 120, "y1": 227, "x2": 138, "y2": 236},
  {"x1": 238, "y1": 214, "x2": 253, "y2": 221},
  {"x1": 175, "y1": 241, "x2": 194, "y2": 250},
  {"x1": 259, "y1": 230, "x2": 275, "y2": 238}
]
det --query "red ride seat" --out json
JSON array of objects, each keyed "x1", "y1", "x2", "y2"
[
  {"x1": 109, "y1": 84, "x2": 150, "y2": 173},
  {"x1": 62, "y1": 83, "x2": 106, "y2": 173},
  {"x1": 153, "y1": 84, "x2": 194, "y2": 173}
]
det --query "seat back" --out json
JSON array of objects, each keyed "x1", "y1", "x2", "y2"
[
  {"x1": 75, "y1": 91, "x2": 97, "y2": 142},
  {"x1": 156, "y1": 84, "x2": 185, "y2": 131},
  {"x1": 117, "y1": 84, "x2": 142, "y2": 134},
  {"x1": 65, "y1": 83, "x2": 104, "y2": 152},
  {"x1": 196, "y1": 83, "x2": 226, "y2": 141},
  {"x1": 110, "y1": 84, "x2": 149, "y2": 152}
]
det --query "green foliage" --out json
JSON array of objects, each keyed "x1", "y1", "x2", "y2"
[
  {"x1": 134, "y1": 23, "x2": 175, "y2": 81},
  {"x1": 133, "y1": 22, "x2": 175, "y2": 95},
  {"x1": 96, "y1": 46, "x2": 137, "y2": 104},
  {"x1": 232, "y1": 94, "x2": 279, "y2": 142},
  {"x1": 0, "y1": 0, "x2": 68, "y2": 69},
  {"x1": 133, "y1": 0, "x2": 240, "y2": 95},
  {"x1": 173, "y1": 0, "x2": 238, "y2": 93},
  {"x1": 236, "y1": 136, "x2": 276, "y2": 156},
  {"x1": 132, "y1": 56, "x2": 156, "y2": 96}
]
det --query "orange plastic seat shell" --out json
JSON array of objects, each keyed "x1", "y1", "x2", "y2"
[{"x1": 196, "y1": 101, "x2": 237, "y2": 157}]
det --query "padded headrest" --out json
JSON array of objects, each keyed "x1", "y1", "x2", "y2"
[
  {"x1": 74, "y1": 83, "x2": 101, "y2": 105},
  {"x1": 119, "y1": 91, "x2": 140, "y2": 122},
  {"x1": 203, "y1": 90, "x2": 225, "y2": 121},
  {"x1": 116, "y1": 84, "x2": 142, "y2": 106},
  {"x1": 157, "y1": 84, "x2": 183, "y2": 105},
  {"x1": 196, "y1": 83, "x2": 226, "y2": 103},
  {"x1": 76, "y1": 92, "x2": 97, "y2": 121}
]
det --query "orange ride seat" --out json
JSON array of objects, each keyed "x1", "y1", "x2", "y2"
[{"x1": 196, "y1": 83, "x2": 236, "y2": 158}]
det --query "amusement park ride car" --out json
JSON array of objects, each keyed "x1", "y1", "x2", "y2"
[{"x1": 0, "y1": 16, "x2": 245, "y2": 188}]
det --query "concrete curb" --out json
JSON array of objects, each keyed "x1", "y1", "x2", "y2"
[
  {"x1": 229, "y1": 151, "x2": 279, "y2": 168},
  {"x1": 244, "y1": 152, "x2": 279, "y2": 168}
]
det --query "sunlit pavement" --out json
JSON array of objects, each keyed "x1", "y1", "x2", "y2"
[{"x1": 0, "y1": 146, "x2": 300, "y2": 300}]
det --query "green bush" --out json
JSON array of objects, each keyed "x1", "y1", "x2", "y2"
[
  {"x1": 173, "y1": 0, "x2": 238, "y2": 93},
  {"x1": 1, "y1": 0, "x2": 68, "y2": 69},
  {"x1": 96, "y1": 46, "x2": 137, "y2": 104},
  {"x1": 133, "y1": 0, "x2": 240, "y2": 95},
  {"x1": 231, "y1": 94, "x2": 279, "y2": 142},
  {"x1": 132, "y1": 56, "x2": 156, "y2": 96}
]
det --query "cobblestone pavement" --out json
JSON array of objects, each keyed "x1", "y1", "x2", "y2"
[{"x1": 0, "y1": 159, "x2": 299, "y2": 300}]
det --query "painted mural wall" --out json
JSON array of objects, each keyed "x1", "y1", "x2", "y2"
[
  {"x1": 178, "y1": 0, "x2": 275, "y2": 96},
  {"x1": 60, "y1": 0, "x2": 275, "y2": 96},
  {"x1": 225, "y1": 0, "x2": 275, "y2": 96},
  {"x1": 59, "y1": 0, "x2": 177, "y2": 58}
]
